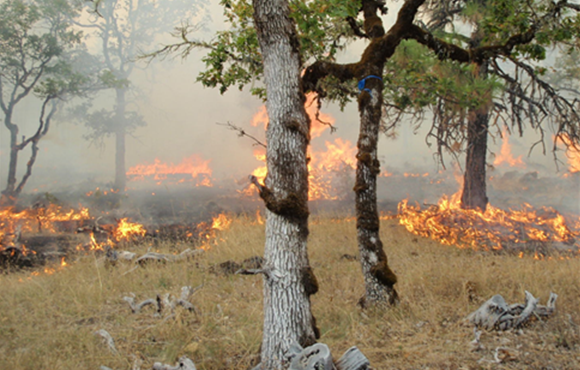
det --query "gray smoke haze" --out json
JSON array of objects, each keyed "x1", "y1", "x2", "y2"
[{"x1": 1, "y1": 1, "x2": 578, "y2": 215}]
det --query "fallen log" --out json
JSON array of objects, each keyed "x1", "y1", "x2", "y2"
[{"x1": 467, "y1": 291, "x2": 558, "y2": 331}]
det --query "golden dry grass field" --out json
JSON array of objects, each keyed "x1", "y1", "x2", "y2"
[{"x1": 1, "y1": 214, "x2": 579, "y2": 369}]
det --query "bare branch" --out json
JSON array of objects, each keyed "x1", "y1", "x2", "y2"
[{"x1": 216, "y1": 122, "x2": 266, "y2": 148}]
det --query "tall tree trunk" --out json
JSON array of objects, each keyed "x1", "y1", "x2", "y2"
[
  {"x1": 252, "y1": 0, "x2": 318, "y2": 369},
  {"x1": 460, "y1": 58, "x2": 490, "y2": 211},
  {"x1": 355, "y1": 70, "x2": 398, "y2": 307},
  {"x1": 113, "y1": 88, "x2": 127, "y2": 192},
  {"x1": 460, "y1": 103, "x2": 489, "y2": 211}
]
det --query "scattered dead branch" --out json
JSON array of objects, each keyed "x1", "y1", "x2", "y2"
[
  {"x1": 276, "y1": 342, "x2": 370, "y2": 370},
  {"x1": 152, "y1": 356, "x2": 197, "y2": 370},
  {"x1": 123, "y1": 285, "x2": 202, "y2": 315},
  {"x1": 134, "y1": 248, "x2": 203, "y2": 265},
  {"x1": 467, "y1": 291, "x2": 558, "y2": 331},
  {"x1": 95, "y1": 329, "x2": 118, "y2": 354}
]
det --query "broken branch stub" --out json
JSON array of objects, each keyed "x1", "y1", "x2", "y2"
[{"x1": 467, "y1": 291, "x2": 558, "y2": 331}]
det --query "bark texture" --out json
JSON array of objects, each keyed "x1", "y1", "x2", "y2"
[
  {"x1": 303, "y1": 0, "x2": 410, "y2": 307},
  {"x1": 253, "y1": 0, "x2": 318, "y2": 368},
  {"x1": 461, "y1": 98, "x2": 489, "y2": 211}
]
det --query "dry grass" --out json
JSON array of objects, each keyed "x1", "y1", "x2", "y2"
[{"x1": 1, "y1": 214, "x2": 579, "y2": 369}]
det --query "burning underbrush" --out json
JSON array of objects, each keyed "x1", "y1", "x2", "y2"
[
  {"x1": 398, "y1": 192, "x2": 580, "y2": 259},
  {"x1": 0, "y1": 195, "x2": 238, "y2": 271}
]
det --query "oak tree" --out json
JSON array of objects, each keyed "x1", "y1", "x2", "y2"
[{"x1": 0, "y1": 0, "x2": 90, "y2": 203}]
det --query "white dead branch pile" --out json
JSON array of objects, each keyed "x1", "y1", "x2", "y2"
[
  {"x1": 248, "y1": 342, "x2": 370, "y2": 370},
  {"x1": 467, "y1": 291, "x2": 558, "y2": 331},
  {"x1": 123, "y1": 285, "x2": 201, "y2": 315}
]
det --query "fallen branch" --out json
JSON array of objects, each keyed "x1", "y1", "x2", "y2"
[
  {"x1": 95, "y1": 329, "x2": 119, "y2": 354},
  {"x1": 123, "y1": 293, "x2": 161, "y2": 314},
  {"x1": 123, "y1": 285, "x2": 202, "y2": 315},
  {"x1": 467, "y1": 291, "x2": 558, "y2": 331},
  {"x1": 135, "y1": 248, "x2": 204, "y2": 265}
]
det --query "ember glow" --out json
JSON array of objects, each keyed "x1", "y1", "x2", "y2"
[
  {"x1": 398, "y1": 193, "x2": 580, "y2": 253},
  {"x1": 126, "y1": 154, "x2": 213, "y2": 186}
]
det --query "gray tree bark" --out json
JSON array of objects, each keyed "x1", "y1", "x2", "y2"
[
  {"x1": 252, "y1": 0, "x2": 319, "y2": 368},
  {"x1": 355, "y1": 75, "x2": 398, "y2": 307}
]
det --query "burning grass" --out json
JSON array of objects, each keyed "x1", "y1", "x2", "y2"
[
  {"x1": 398, "y1": 193, "x2": 580, "y2": 258},
  {"x1": 1, "y1": 214, "x2": 579, "y2": 369}
]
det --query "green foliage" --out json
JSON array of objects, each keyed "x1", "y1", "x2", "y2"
[
  {"x1": 196, "y1": 0, "x2": 358, "y2": 98},
  {"x1": 387, "y1": 40, "x2": 501, "y2": 108},
  {"x1": 0, "y1": 0, "x2": 87, "y2": 107}
]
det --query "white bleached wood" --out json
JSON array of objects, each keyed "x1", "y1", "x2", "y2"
[
  {"x1": 95, "y1": 329, "x2": 118, "y2": 354},
  {"x1": 335, "y1": 347, "x2": 370, "y2": 370},
  {"x1": 289, "y1": 343, "x2": 335, "y2": 370},
  {"x1": 152, "y1": 356, "x2": 196, "y2": 370},
  {"x1": 467, "y1": 291, "x2": 557, "y2": 330}
]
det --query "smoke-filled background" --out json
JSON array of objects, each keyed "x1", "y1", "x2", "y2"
[{"x1": 1, "y1": 1, "x2": 578, "y2": 215}]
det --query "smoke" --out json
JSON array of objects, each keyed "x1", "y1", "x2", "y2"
[{"x1": 0, "y1": 2, "x2": 578, "y2": 217}]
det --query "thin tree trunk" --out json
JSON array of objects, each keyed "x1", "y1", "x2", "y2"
[
  {"x1": 253, "y1": 0, "x2": 318, "y2": 368},
  {"x1": 2, "y1": 111, "x2": 19, "y2": 204},
  {"x1": 354, "y1": 69, "x2": 398, "y2": 307},
  {"x1": 114, "y1": 88, "x2": 127, "y2": 192}
]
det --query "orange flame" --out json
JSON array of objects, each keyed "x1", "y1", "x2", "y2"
[
  {"x1": 557, "y1": 134, "x2": 580, "y2": 173},
  {"x1": 127, "y1": 154, "x2": 213, "y2": 186},
  {"x1": 493, "y1": 129, "x2": 525, "y2": 168},
  {"x1": 113, "y1": 218, "x2": 147, "y2": 242},
  {"x1": 398, "y1": 193, "x2": 579, "y2": 253},
  {"x1": 197, "y1": 213, "x2": 233, "y2": 250},
  {"x1": 251, "y1": 93, "x2": 335, "y2": 139}
]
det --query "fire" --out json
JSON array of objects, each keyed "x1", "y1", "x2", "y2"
[
  {"x1": 0, "y1": 204, "x2": 91, "y2": 244},
  {"x1": 113, "y1": 218, "x2": 147, "y2": 242},
  {"x1": 245, "y1": 93, "x2": 356, "y2": 200},
  {"x1": 127, "y1": 154, "x2": 213, "y2": 186},
  {"x1": 493, "y1": 129, "x2": 525, "y2": 168},
  {"x1": 211, "y1": 213, "x2": 232, "y2": 231},
  {"x1": 398, "y1": 194, "x2": 579, "y2": 253},
  {"x1": 251, "y1": 93, "x2": 335, "y2": 139},
  {"x1": 197, "y1": 213, "x2": 233, "y2": 250},
  {"x1": 557, "y1": 134, "x2": 580, "y2": 173},
  {"x1": 308, "y1": 138, "x2": 357, "y2": 200}
]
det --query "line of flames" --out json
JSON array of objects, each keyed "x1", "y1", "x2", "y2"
[{"x1": 397, "y1": 192, "x2": 580, "y2": 257}]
